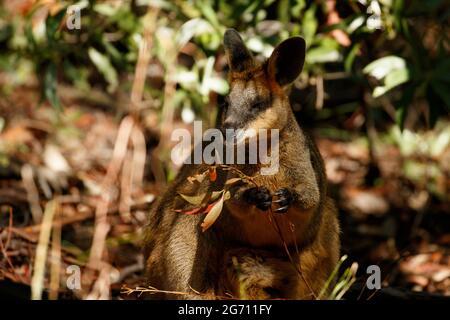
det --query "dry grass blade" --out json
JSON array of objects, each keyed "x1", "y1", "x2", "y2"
[
  {"x1": 21, "y1": 164, "x2": 43, "y2": 224},
  {"x1": 130, "y1": 7, "x2": 159, "y2": 116},
  {"x1": 0, "y1": 209, "x2": 21, "y2": 282},
  {"x1": 119, "y1": 153, "x2": 133, "y2": 222},
  {"x1": 318, "y1": 255, "x2": 348, "y2": 299},
  {"x1": 131, "y1": 126, "x2": 146, "y2": 188},
  {"x1": 330, "y1": 262, "x2": 358, "y2": 300},
  {"x1": 31, "y1": 198, "x2": 58, "y2": 300},
  {"x1": 120, "y1": 285, "x2": 231, "y2": 300},
  {"x1": 49, "y1": 208, "x2": 61, "y2": 300},
  {"x1": 85, "y1": 264, "x2": 112, "y2": 300},
  {"x1": 88, "y1": 115, "x2": 134, "y2": 269}
]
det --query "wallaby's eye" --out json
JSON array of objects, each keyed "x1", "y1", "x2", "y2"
[
  {"x1": 251, "y1": 99, "x2": 268, "y2": 111},
  {"x1": 253, "y1": 101, "x2": 264, "y2": 109}
]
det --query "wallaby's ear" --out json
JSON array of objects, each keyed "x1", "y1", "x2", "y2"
[
  {"x1": 223, "y1": 29, "x2": 255, "y2": 72},
  {"x1": 267, "y1": 37, "x2": 306, "y2": 86}
]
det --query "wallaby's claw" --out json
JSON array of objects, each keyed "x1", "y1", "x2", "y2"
[
  {"x1": 244, "y1": 186, "x2": 272, "y2": 211},
  {"x1": 244, "y1": 187, "x2": 295, "y2": 213},
  {"x1": 274, "y1": 206, "x2": 289, "y2": 213},
  {"x1": 273, "y1": 188, "x2": 294, "y2": 214}
]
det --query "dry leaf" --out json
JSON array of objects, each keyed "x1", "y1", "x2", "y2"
[
  {"x1": 225, "y1": 177, "x2": 242, "y2": 185},
  {"x1": 187, "y1": 172, "x2": 207, "y2": 184},
  {"x1": 201, "y1": 192, "x2": 224, "y2": 232},
  {"x1": 209, "y1": 191, "x2": 224, "y2": 202},
  {"x1": 178, "y1": 193, "x2": 206, "y2": 206},
  {"x1": 178, "y1": 191, "x2": 223, "y2": 206}
]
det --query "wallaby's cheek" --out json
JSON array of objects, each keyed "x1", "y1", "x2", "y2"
[{"x1": 245, "y1": 106, "x2": 282, "y2": 132}]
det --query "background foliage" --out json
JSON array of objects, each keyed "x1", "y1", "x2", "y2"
[{"x1": 1, "y1": 0, "x2": 448, "y2": 127}]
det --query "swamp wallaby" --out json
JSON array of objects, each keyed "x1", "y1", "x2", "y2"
[{"x1": 143, "y1": 29, "x2": 340, "y2": 299}]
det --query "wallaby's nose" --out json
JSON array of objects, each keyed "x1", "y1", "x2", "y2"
[
  {"x1": 222, "y1": 121, "x2": 232, "y2": 129},
  {"x1": 221, "y1": 121, "x2": 237, "y2": 138},
  {"x1": 222, "y1": 120, "x2": 237, "y2": 131}
]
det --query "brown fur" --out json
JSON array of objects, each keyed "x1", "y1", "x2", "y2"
[{"x1": 143, "y1": 30, "x2": 340, "y2": 299}]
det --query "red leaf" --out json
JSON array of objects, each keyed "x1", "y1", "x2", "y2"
[
  {"x1": 175, "y1": 201, "x2": 218, "y2": 216},
  {"x1": 209, "y1": 166, "x2": 217, "y2": 182},
  {"x1": 175, "y1": 207, "x2": 203, "y2": 215}
]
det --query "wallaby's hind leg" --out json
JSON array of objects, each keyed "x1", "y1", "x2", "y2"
[{"x1": 220, "y1": 248, "x2": 299, "y2": 299}]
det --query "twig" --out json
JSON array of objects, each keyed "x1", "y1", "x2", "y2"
[
  {"x1": 117, "y1": 258, "x2": 144, "y2": 283},
  {"x1": 315, "y1": 75, "x2": 324, "y2": 110},
  {"x1": 21, "y1": 164, "x2": 43, "y2": 224},
  {"x1": 9, "y1": 227, "x2": 38, "y2": 243},
  {"x1": 131, "y1": 126, "x2": 146, "y2": 190},
  {"x1": 31, "y1": 198, "x2": 58, "y2": 300},
  {"x1": 130, "y1": 7, "x2": 159, "y2": 118},
  {"x1": 0, "y1": 208, "x2": 15, "y2": 279},
  {"x1": 49, "y1": 208, "x2": 61, "y2": 300},
  {"x1": 121, "y1": 285, "x2": 232, "y2": 300},
  {"x1": 3, "y1": 207, "x2": 13, "y2": 251},
  {"x1": 119, "y1": 126, "x2": 147, "y2": 222},
  {"x1": 21, "y1": 210, "x2": 93, "y2": 234},
  {"x1": 88, "y1": 116, "x2": 134, "y2": 269},
  {"x1": 216, "y1": 164, "x2": 259, "y2": 187},
  {"x1": 85, "y1": 263, "x2": 112, "y2": 300},
  {"x1": 119, "y1": 153, "x2": 133, "y2": 222},
  {"x1": 0, "y1": 234, "x2": 19, "y2": 282}
]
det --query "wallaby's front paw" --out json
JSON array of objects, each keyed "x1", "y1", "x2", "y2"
[
  {"x1": 273, "y1": 188, "x2": 295, "y2": 213},
  {"x1": 243, "y1": 186, "x2": 272, "y2": 211}
]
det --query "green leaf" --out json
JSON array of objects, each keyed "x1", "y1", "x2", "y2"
[
  {"x1": 347, "y1": 15, "x2": 365, "y2": 34},
  {"x1": 395, "y1": 84, "x2": 416, "y2": 131},
  {"x1": 302, "y1": 4, "x2": 317, "y2": 47},
  {"x1": 430, "y1": 80, "x2": 450, "y2": 111},
  {"x1": 88, "y1": 48, "x2": 118, "y2": 93},
  {"x1": 277, "y1": 0, "x2": 290, "y2": 26},
  {"x1": 384, "y1": 68, "x2": 410, "y2": 88},
  {"x1": 46, "y1": 10, "x2": 66, "y2": 42},
  {"x1": 344, "y1": 43, "x2": 360, "y2": 72},
  {"x1": 94, "y1": 3, "x2": 120, "y2": 16},
  {"x1": 176, "y1": 18, "x2": 214, "y2": 49},
  {"x1": 432, "y1": 58, "x2": 450, "y2": 82},
  {"x1": 291, "y1": 0, "x2": 306, "y2": 18},
  {"x1": 373, "y1": 68, "x2": 410, "y2": 98},
  {"x1": 363, "y1": 56, "x2": 406, "y2": 80},
  {"x1": 197, "y1": 0, "x2": 221, "y2": 31},
  {"x1": 44, "y1": 63, "x2": 61, "y2": 110},
  {"x1": 306, "y1": 47, "x2": 340, "y2": 64}
]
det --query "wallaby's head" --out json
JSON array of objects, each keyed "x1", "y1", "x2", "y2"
[{"x1": 221, "y1": 29, "x2": 305, "y2": 133}]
